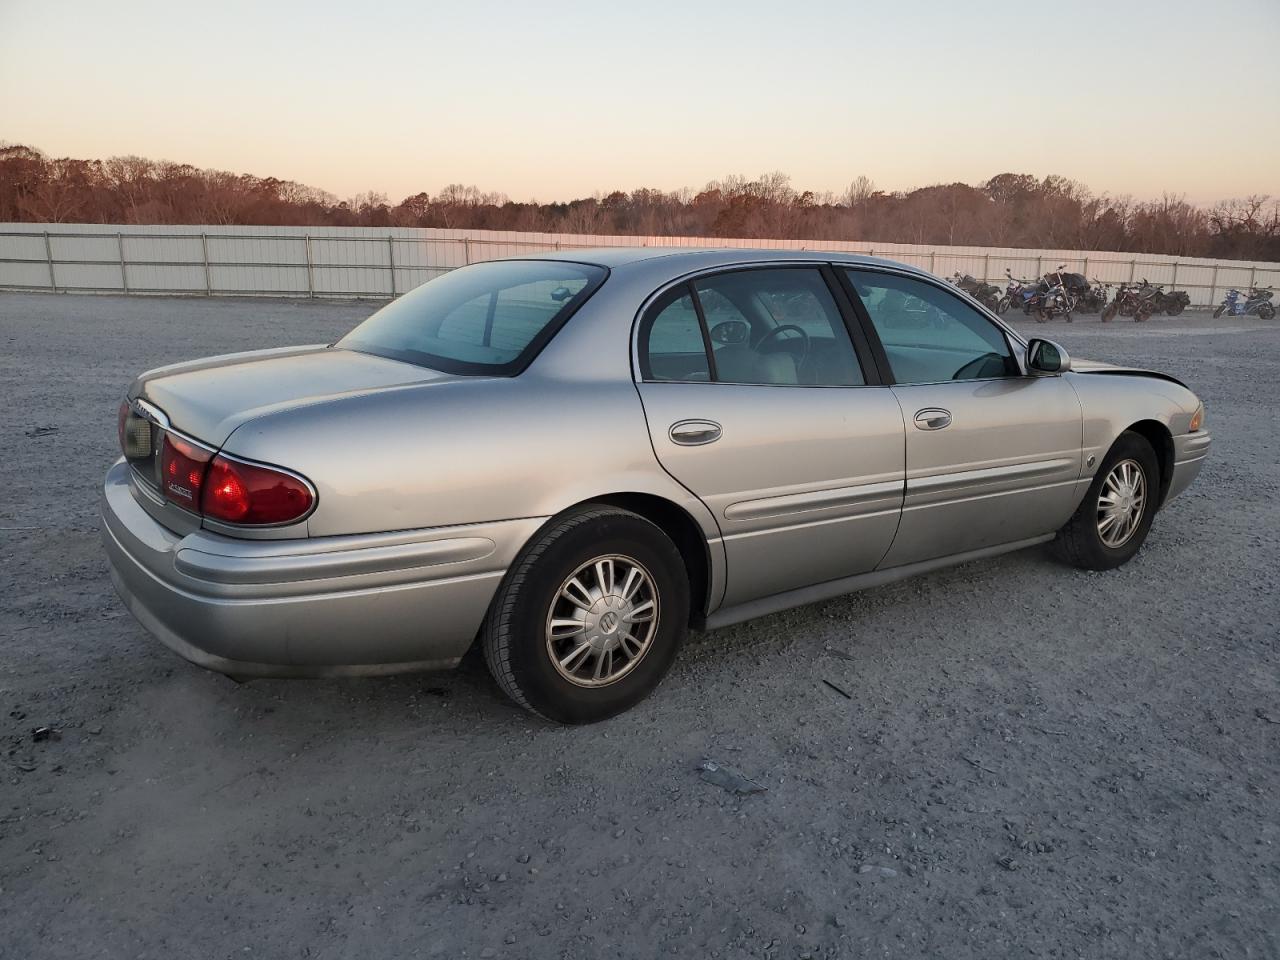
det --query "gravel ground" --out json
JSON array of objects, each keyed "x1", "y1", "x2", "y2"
[{"x1": 1, "y1": 292, "x2": 1277, "y2": 960}]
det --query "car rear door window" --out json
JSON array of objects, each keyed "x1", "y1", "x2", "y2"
[
  {"x1": 690, "y1": 268, "x2": 865, "y2": 387},
  {"x1": 843, "y1": 270, "x2": 1017, "y2": 384}
]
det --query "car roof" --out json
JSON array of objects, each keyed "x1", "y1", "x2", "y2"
[{"x1": 524, "y1": 245, "x2": 921, "y2": 273}]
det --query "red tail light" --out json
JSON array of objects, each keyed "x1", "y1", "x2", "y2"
[
  {"x1": 201, "y1": 455, "x2": 315, "y2": 525},
  {"x1": 159, "y1": 433, "x2": 213, "y2": 510}
]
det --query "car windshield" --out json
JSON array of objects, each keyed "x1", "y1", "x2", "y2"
[{"x1": 339, "y1": 259, "x2": 607, "y2": 375}]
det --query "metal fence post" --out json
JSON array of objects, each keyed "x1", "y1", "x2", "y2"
[
  {"x1": 201, "y1": 233, "x2": 213, "y2": 295},
  {"x1": 387, "y1": 235, "x2": 397, "y2": 297},
  {"x1": 117, "y1": 232, "x2": 128, "y2": 293},
  {"x1": 1170, "y1": 262, "x2": 1178, "y2": 294},
  {"x1": 44, "y1": 231, "x2": 56, "y2": 293},
  {"x1": 1035, "y1": 255, "x2": 1042, "y2": 279},
  {"x1": 1129, "y1": 259, "x2": 1137, "y2": 284},
  {"x1": 929, "y1": 250, "x2": 935, "y2": 274},
  {"x1": 1082, "y1": 256, "x2": 1089, "y2": 279},
  {"x1": 1209, "y1": 264, "x2": 1218, "y2": 307},
  {"x1": 1248, "y1": 266, "x2": 1257, "y2": 292},
  {"x1": 304, "y1": 235, "x2": 315, "y2": 297},
  {"x1": 983, "y1": 253, "x2": 990, "y2": 284},
  {"x1": 463, "y1": 238, "x2": 472, "y2": 265}
]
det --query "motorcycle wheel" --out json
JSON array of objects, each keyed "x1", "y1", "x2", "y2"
[
  {"x1": 1168, "y1": 302, "x2": 1184, "y2": 316},
  {"x1": 1102, "y1": 303, "x2": 1118, "y2": 323},
  {"x1": 1065, "y1": 312, "x2": 1073, "y2": 323},
  {"x1": 996, "y1": 296, "x2": 1011, "y2": 315},
  {"x1": 1260, "y1": 303, "x2": 1276, "y2": 320},
  {"x1": 1213, "y1": 304, "x2": 1226, "y2": 319}
]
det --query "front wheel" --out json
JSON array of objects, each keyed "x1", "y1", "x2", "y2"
[
  {"x1": 1213, "y1": 304, "x2": 1226, "y2": 319},
  {"x1": 1101, "y1": 302, "x2": 1118, "y2": 323},
  {"x1": 1055, "y1": 432, "x2": 1159, "y2": 571},
  {"x1": 1260, "y1": 302, "x2": 1276, "y2": 320},
  {"x1": 996, "y1": 296, "x2": 1011, "y2": 314},
  {"x1": 481, "y1": 506, "x2": 690, "y2": 724}
]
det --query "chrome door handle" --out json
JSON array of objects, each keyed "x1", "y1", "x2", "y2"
[
  {"x1": 913, "y1": 408, "x2": 952, "y2": 431},
  {"x1": 669, "y1": 419, "x2": 722, "y2": 446}
]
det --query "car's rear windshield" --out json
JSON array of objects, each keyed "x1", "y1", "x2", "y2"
[{"x1": 339, "y1": 259, "x2": 608, "y2": 375}]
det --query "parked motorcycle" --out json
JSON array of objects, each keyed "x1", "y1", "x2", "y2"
[
  {"x1": 1035, "y1": 268, "x2": 1076, "y2": 323},
  {"x1": 1078, "y1": 278, "x2": 1110, "y2": 313},
  {"x1": 949, "y1": 272, "x2": 1002, "y2": 311},
  {"x1": 1213, "y1": 286, "x2": 1275, "y2": 320},
  {"x1": 1156, "y1": 288, "x2": 1191, "y2": 315},
  {"x1": 1103, "y1": 281, "x2": 1157, "y2": 322},
  {"x1": 1048, "y1": 267, "x2": 1090, "y2": 305},
  {"x1": 1133, "y1": 280, "x2": 1191, "y2": 316},
  {"x1": 996, "y1": 270, "x2": 1032, "y2": 315}
]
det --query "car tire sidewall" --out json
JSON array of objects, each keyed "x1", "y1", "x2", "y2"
[
  {"x1": 1078, "y1": 434, "x2": 1161, "y2": 568},
  {"x1": 491, "y1": 511, "x2": 689, "y2": 724}
]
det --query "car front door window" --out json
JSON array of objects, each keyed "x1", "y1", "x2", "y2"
[{"x1": 843, "y1": 270, "x2": 1017, "y2": 385}]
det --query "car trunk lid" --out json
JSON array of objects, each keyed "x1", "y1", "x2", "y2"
[{"x1": 134, "y1": 345, "x2": 460, "y2": 446}]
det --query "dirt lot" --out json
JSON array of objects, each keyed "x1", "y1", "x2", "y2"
[{"x1": 1, "y1": 292, "x2": 1277, "y2": 959}]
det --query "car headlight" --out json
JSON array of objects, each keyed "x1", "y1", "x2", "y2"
[{"x1": 1189, "y1": 403, "x2": 1204, "y2": 432}]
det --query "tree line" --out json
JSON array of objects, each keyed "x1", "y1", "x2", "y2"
[{"x1": 2, "y1": 144, "x2": 1277, "y2": 261}]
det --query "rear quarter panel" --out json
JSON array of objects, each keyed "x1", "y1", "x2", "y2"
[{"x1": 219, "y1": 373, "x2": 720, "y2": 542}]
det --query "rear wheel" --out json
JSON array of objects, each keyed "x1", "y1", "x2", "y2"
[
  {"x1": 1213, "y1": 304, "x2": 1226, "y2": 319},
  {"x1": 481, "y1": 506, "x2": 690, "y2": 724},
  {"x1": 1055, "y1": 432, "x2": 1160, "y2": 571},
  {"x1": 1102, "y1": 302, "x2": 1118, "y2": 323},
  {"x1": 1260, "y1": 302, "x2": 1276, "y2": 320},
  {"x1": 1168, "y1": 301, "x2": 1185, "y2": 315},
  {"x1": 996, "y1": 295, "x2": 1011, "y2": 314}
]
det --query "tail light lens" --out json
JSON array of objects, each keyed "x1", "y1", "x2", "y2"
[
  {"x1": 201, "y1": 455, "x2": 314, "y2": 525},
  {"x1": 159, "y1": 433, "x2": 213, "y2": 510}
]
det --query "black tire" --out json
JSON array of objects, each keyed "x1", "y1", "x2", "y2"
[
  {"x1": 1101, "y1": 302, "x2": 1118, "y2": 323},
  {"x1": 481, "y1": 505, "x2": 690, "y2": 724},
  {"x1": 1213, "y1": 304, "x2": 1226, "y2": 319},
  {"x1": 996, "y1": 296, "x2": 1011, "y2": 314},
  {"x1": 1055, "y1": 432, "x2": 1160, "y2": 571},
  {"x1": 1168, "y1": 301, "x2": 1185, "y2": 316},
  {"x1": 1260, "y1": 302, "x2": 1276, "y2": 321}
]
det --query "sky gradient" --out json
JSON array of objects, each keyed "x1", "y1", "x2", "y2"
[{"x1": 3, "y1": 0, "x2": 1278, "y2": 206}]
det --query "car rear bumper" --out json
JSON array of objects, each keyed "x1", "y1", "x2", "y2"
[
  {"x1": 1166, "y1": 430, "x2": 1211, "y2": 504},
  {"x1": 101, "y1": 459, "x2": 544, "y2": 678}
]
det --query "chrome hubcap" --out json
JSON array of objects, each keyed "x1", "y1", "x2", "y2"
[
  {"x1": 546, "y1": 555, "x2": 659, "y2": 687},
  {"x1": 1097, "y1": 458, "x2": 1147, "y2": 548}
]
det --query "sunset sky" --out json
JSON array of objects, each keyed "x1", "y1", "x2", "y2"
[{"x1": 3, "y1": 0, "x2": 1277, "y2": 205}]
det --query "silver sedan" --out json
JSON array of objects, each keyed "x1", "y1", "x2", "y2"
[{"x1": 102, "y1": 249, "x2": 1210, "y2": 722}]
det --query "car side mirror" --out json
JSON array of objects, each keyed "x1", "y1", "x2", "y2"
[
  {"x1": 709, "y1": 320, "x2": 749, "y2": 345},
  {"x1": 1026, "y1": 338, "x2": 1071, "y2": 375}
]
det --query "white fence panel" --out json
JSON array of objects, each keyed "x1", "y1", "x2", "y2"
[{"x1": 2, "y1": 223, "x2": 1278, "y2": 307}]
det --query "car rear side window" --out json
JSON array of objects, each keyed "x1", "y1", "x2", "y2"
[
  {"x1": 339, "y1": 259, "x2": 607, "y2": 376},
  {"x1": 639, "y1": 268, "x2": 866, "y2": 387},
  {"x1": 843, "y1": 269, "x2": 1017, "y2": 384},
  {"x1": 640, "y1": 287, "x2": 711, "y2": 382}
]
